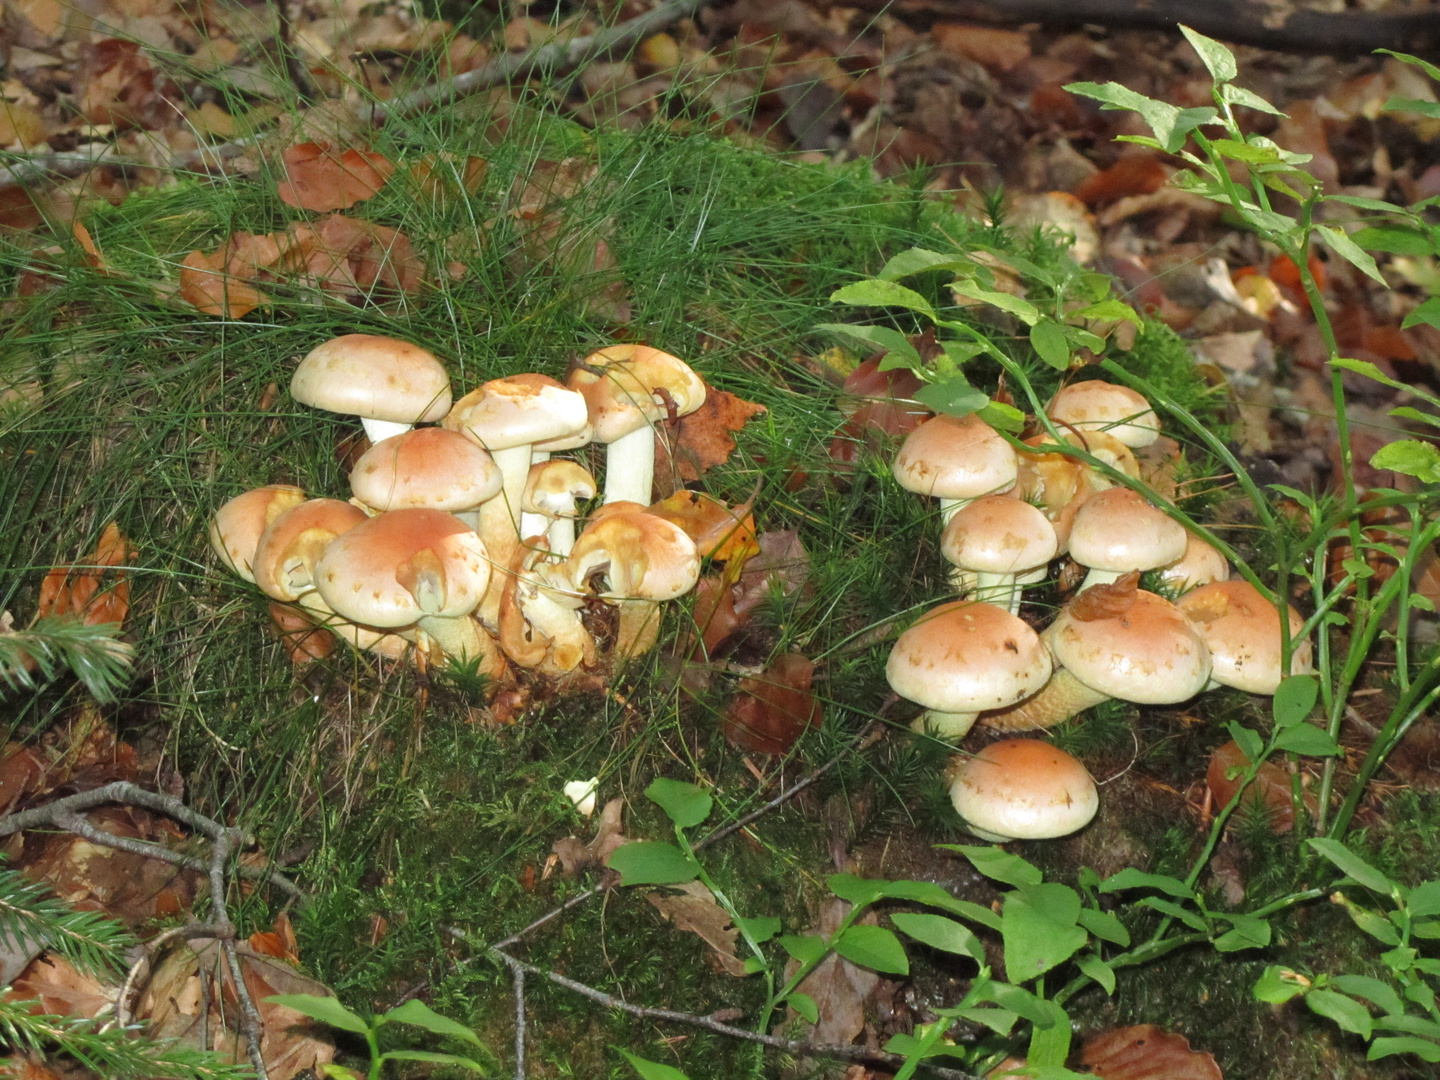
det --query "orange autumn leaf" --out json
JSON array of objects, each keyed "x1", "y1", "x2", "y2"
[
  {"x1": 646, "y1": 490, "x2": 759, "y2": 563},
  {"x1": 1073, "y1": 154, "x2": 1170, "y2": 208},
  {"x1": 180, "y1": 247, "x2": 271, "y2": 319},
  {"x1": 657, "y1": 385, "x2": 766, "y2": 483},
  {"x1": 277, "y1": 142, "x2": 395, "y2": 213},
  {"x1": 36, "y1": 523, "x2": 135, "y2": 628},
  {"x1": 722, "y1": 653, "x2": 822, "y2": 755},
  {"x1": 1080, "y1": 1024, "x2": 1223, "y2": 1080},
  {"x1": 407, "y1": 154, "x2": 488, "y2": 201},
  {"x1": 687, "y1": 574, "x2": 743, "y2": 661},
  {"x1": 71, "y1": 221, "x2": 110, "y2": 272}
]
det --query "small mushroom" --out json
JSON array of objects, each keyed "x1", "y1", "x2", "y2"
[
  {"x1": 1068, "y1": 486, "x2": 1188, "y2": 591},
  {"x1": 1178, "y1": 579, "x2": 1312, "y2": 694},
  {"x1": 948, "y1": 739, "x2": 1098, "y2": 841},
  {"x1": 1158, "y1": 532, "x2": 1231, "y2": 595},
  {"x1": 520, "y1": 459, "x2": 597, "y2": 557},
  {"x1": 941, "y1": 495, "x2": 1057, "y2": 611},
  {"x1": 209, "y1": 485, "x2": 307, "y2": 582},
  {"x1": 252, "y1": 498, "x2": 368, "y2": 602},
  {"x1": 291, "y1": 334, "x2": 452, "y2": 444},
  {"x1": 893, "y1": 412, "x2": 1017, "y2": 525},
  {"x1": 349, "y1": 427, "x2": 502, "y2": 525},
  {"x1": 1047, "y1": 380, "x2": 1160, "y2": 448},
  {"x1": 498, "y1": 541, "x2": 595, "y2": 673}
]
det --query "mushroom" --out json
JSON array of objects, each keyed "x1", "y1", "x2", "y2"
[
  {"x1": 1068, "y1": 486, "x2": 1188, "y2": 591},
  {"x1": 295, "y1": 591, "x2": 419, "y2": 662},
  {"x1": 948, "y1": 739, "x2": 1099, "y2": 841},
  {"x1": 252, "y1": 498, "x2": 368, "y2": 603},
  {"x1": 209, "y1": 485, "x2": 307, "y2": 582},
  {"x1": 291, "y1": 334, "x2": 452, "y2": 444},
  {"x1": 498, "y1": 541, "x2": 596, "y2": 674},
  {"x1": 567, "y1": 344, "x2": 706, "y2": 505},
  {"x1": 886, "y1": 600, "x2": 1052, "y2": 739},
  {"x1": 566, "y1": 510, "x2": 701, "y2": 659},
  {"x1": 941, "y1": 495, "x2": 1057, "y2": 611},
  {"x1": 981, "y1": 583, "x2": 1211, "y2": 732},
  {"x1": 1178, "y1": 579, "x2": 1313, "y2": 694},
  {"x1": 1158, "y1": 532, "x2": 1231, "y2": 595},
  {"x1": 520, "y1": 459, "x2": 597, "y2": 557},
  {"x1": 314, "y1": 508, "x2": 494, "y2": 662},
  {"x1": 893, "y1": 413, "x2": 1017, "y2": 525},
  {"x1": 1047, "y1": 380, "x2": 1160, "y2": 448},
  {"x1": 349, "y1": 427, "x2": 503, "y2": 525}
]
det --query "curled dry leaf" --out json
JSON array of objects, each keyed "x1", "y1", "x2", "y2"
[
  {"x1": 180, "y1": 245, "x2": 271, "y2": 320},
  {"x1": 655, "y1": 385, "x2": 767, "y2": 485},
  {"x1": 276, "y1": 142, "x2": 395, "y2": 213},
  {"x1": 722, "y1": 653, "x2": 822, "y2": 755},
  {"x1": 647, "y1": 490, "x2": 759, "y2": 563},
  {"x1": 1080, "y1": 1023, "x2": 1223, "y2": 1080},
  {"x1": 8, "y1": 954, "x2": 113, "y2": 1020},
  {"x1": 1205, "y1": 740, "x2": 1314, "y2": 834},
  {"x1": 36, "y1": 523, "x2": 135, "y2": 629},
  {"x1": 77, "y1": 39, "x2": 180, "y2": 130},
  {"x1": 784, "y1": 898, "x2": 884, "y2": 1046},
  {"x1": 687, "y1": 574, "x2": 742, "y2": 661},
  {"x1": 828, "y1": 357, "x2": 931, "y2": 467},
  {"x1": 647, "y1": 880, "x2": 748, "y2": 977},
  {"x1": 551, "y1": 797, "x2": 630, "y2": 877},
  {"x1": 1068, "y1": 571, "x2": 1140, "y2": 622}
]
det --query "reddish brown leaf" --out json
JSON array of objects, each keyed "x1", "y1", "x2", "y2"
[
  {"x1": 36, "y1": 524, "x2": 135, "y2": 629},
  {"x1": 267, "y1": 602, "x2": 335, "y2": 665},
  {"x1": 656, "y1": 385, "x2": 766, "y2": 484},
  {"x1": 1206, "y1": 741, "x2": 1313, "y2": 834},
  {"x1": 1073, "y1": 155, "x2": 1170, "y2": 208},
  {"x1": 179, "y1": 248, "x2": 270, "y2": 319},
  {"x1": 931, "y1": 23, "x2": 1031, "y2": 72},
  {"x1": 9, "y1": 955, "x2": 112, "y2": 1020},
  {"x1": 687, "y1": 574, "x2": 744, "y2": 661},
  {"x1": 0, "y1": 746, "x2": 47, "y2": 818},
  {"x1": 276, "y1": 142, "x2": 394, "y2": 213},
  {"x1": 733, "y1": 531, "x2": 810, "y2": 616},
  {"x1": 71, "y1": 222, "x2": 109, "y2": 273},
  {"x1": 648, "y1": 880, "x2": 748, "y2": 976},
  {"x1": 1080, "y1": 1024, "x2": 1223, "y2": 1080},
  {"x1": 551, "y1": 797, "x2": 630, "y2": 877},
  {"x1": 1069, "y1": 571, "x2": 1140, "y2": 622},
  {"x1": 646, "y1": 491, "x2": 759, "y2": 563},
  {"x1": 722, "y1": 653, "x2": 822, "y2": 754},
  {"x1": 77, "y1": 39, "x2": 180, "y2": 130}
]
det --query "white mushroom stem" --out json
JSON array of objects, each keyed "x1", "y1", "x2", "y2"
[
  {"x1": 939, "y1": 497, "x2": 968, "y2": 525},
  {"x1": 603, "y1": 425, "x2": 655, "y2": 505},
  {"x1": 361, "y1": 417, "x2": 413, "y2": 444},
  {"x1": 1079, "y1": 567, "x2": 1126, "y2": 591},
  {"x1": 978, "y1": 668, "x2": 1110, "y2": 732},
  {"x1": 972, "y1": 571, "x2": 1022, "y2": 615},
  {"x1": 519, "y1": 449, "x2": 552, "y2": 539},
  {"x1": 476, "y1": 444, "x2": 534, "y2": 628},
  {"x1": 417, "y1": 614, "x2": 488, "y2": 662},
  {"x1": 910, "y1": 711, "x2": 980, "y2": 740}
]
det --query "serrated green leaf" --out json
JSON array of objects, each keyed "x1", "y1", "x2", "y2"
[
  {"x1": 977, "y1": 400, "x2": 1026, "y2": 433},
  {"x1": 1064, "y1": 81, "x2": 1216, "y2": 153},
  {"x1": 1369, "y1": 1036, "x2": 1440, "y2": 1063},
  {"x1": 814, "y1": 323, "x2": 921, "y2": 366},
  {"x1": 621, "y1": 1050, "x2": 693, "y2": 1080},
  {"x1": 1316, "y1": 225, "x2": 1386, "y2": 284},
  {"x1": 1099, "y1": 869, "x2": 1195, "y2": 899},
  {"x1": 913, "y1": 379, "x2": 989, "y2": 419},
  {"x1": 1028, "y1": 317, "x2": 1071, "y2": 369},
  {"x1": 1307, "y1": 989, "x2": 1373, "y2": 1039},
  {"x1": 381, "y1": 1000, "x2": 486, "y2": 1047},
  {"x1": 1332, "y1": 975, "x2": 1404, "y2": 1016},
  {"x1": 1403, "y1": 297, "x2": 1440, "y2": 332},
  {"x1": 1310, "y1": 839, "x2": 1397, "y2": 894},
  {"x1": 1003, "y1": 884, "x2": 1087, "y2": 981},
  {"x1": 891, "y1": 912, "x2": 985, "y2": 963},
  {"x1": 607, "y1": 842, "x2": 699, "y2": 886},
  {"x1": 382, "y1": 1050, "x2": 488, "y2": 1073},
  {"x1": 645, "y1": 778, "x2": 712, "y2": 829},
  {"x1": 1273, "y1": 675, "x2": 1319, "y2": 728},
  {"x1": 950, "y1": 281, "x2": 1041, "y2": 326},
  {"x1": 1274, "y1": 724, "x2": 1342, "y2": 757},
  {"x1": 1211, "y1": 138, "x2": 1286, "y2": 164},
  {"x1": 1254, "y1": 965, "x2": 1308, "y2": 1004},
  {"x1": 266, "y1": 995, "x2": 369, "y2": 1035},
  {"x1": 1075, "y1": 299, "x2": 1143, "y2": 327},
  {"x1": 1220, "y1": 83, "x2": 1286, "y2": 116},
  {"x1": 941, "y1": 845, "x2": 1043, "y2": 887},
  {"x1": 1371, "y1": 439, "x2": 1440, "y2": 482},
  {"x1": 1228, "y1": 722, "x2": 1264, "y2": 764},
  {"x1": 832, "y1": 924, "x2": 909, "y2": 975},
  {"x1": 1180, "y1": 24, "x2": 1237, "y2": 81},
  {"x1": 1077, "y1": 907, "x2": 1130, "y2": 946},
  {"x1": 830, "y1": 279, "x2": 936, "y2": 318},
  {"x1": 778, "y1": 933, "x2": 827, "y2": 966}
]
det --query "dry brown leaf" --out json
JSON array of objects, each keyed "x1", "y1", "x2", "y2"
[
  {"x1": 1068, "y1": 571, "x2": 1140, "y2": 622},
  {"x1": 1079, "y1": 1024, "x2": 1223, "y2": 1080},
  {"x1": 1072, "y1": 154, "x2": 1170, "y2": 208},
  {"x1": 931, "y1": 23, "x2": 1031, "y2": 72},
  {"x1": 267, "y1": 601, "x2": 335, "y2": 665},
  {"x1": 70, "y1": 222, "x2": 109, "y2": 273},
  {"x1": 657, "y1": 386, "x2": 766, "y2": 483},
  {"x1": 276, "y1": 142, "x2": 394, "y2": 213},
  {"x1": 180, "y1": 247, "x2": 270, "y2": 319},
  {"x1": 785, "y1": 898, "x2": 881, "y2": 1046},
  {"x1": 407, "y1": 155, "x2": 488, "y2": 202},
  {"x1": 142, "y1": 939, "x2": 336, "y2": 1080},
  {"x1": 77, "y1": 39, "x2": 179, "y2": 130},
  {"x1": 0, "y1": 1057, "x2": 66, "y2": 1079},
  {"x1": 733, "y1": 531, "x2": 810, "y2": 616},
  {"x1": 686, "y1": 574, "x2": 742, "y2": 661},
  {"x1": 0, "y1": 102, "x2": 48, "y2": 150},
  {"x1": 0, "y1": 745, "x2": 47, "y2": 818},
  {"x1": 647, "y1": 880, "x2": 748, "y2": 976},
  {"x1": 722, "y1": 653, "x2": 822, "y2": 755},
  {"x1": 552, "y1": 797, "x2": 630, "y2": 877},
  {"x1": 36, "y1": 523, "x2": 135, "y2": 628},
  {"x1": 9, "y1": 955, "x2": 113, "y2": 1019},
  {"x1": 1205, "y1": 741, "x2": 1310, "y2": 835},
  {"x1": 646, "y1": 491, "x2": 759, "y2": 563}
]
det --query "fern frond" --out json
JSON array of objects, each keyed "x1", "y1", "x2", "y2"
[{"x1": 0, "y1": 616, "x2": 133, "y2": 704}]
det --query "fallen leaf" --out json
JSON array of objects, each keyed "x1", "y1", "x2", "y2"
[
  {"x1": 722, "y1": 653, "x2": 822, "y2": 755},
  {"x1": 9, "y1": 954, "x2": 113, "y2": 1019},
  {"x1": 1068, "y1": 571, "x2": 1140, "y2": 622},
  {"x1": 732, "y1": 531, "x2": 810, "y2": 616},
  {"x1": 1080, "y1": 1023, "x2": 1223, "y2": 1080},
  {"x1": 686, "y1": 574, "x2": 742, "y2": 661},
  {"x1": 655, "y1": 386, "x2": 766, "y2": 486},
  {"x1": 36, "y1": 523, "x2": 135, "y2": 628},
  {"x1": 268, "y1": 602, "x2": 335, "y2": 665},
  {"x1": 276, "y1": 142, "x2": 394, "y2": 213},
  {"x1": 70, "y1": 222, "x2": 109, "y2": 273},
  {"x1": 76, "y1": 39, "x2": 180, "y2": 130},
  {"x1": 647, "y1": 880, "x2": 748, "y2": 976},
  {"x1": 1205, "y1": 741, "x2": 1309, "y2": 834},
  {"x1": 1073, "y1": 154, "x2": 1170, "y2": 208},
  {"x1": 551, "y1": 797, "x2": 630, "y2": 877},
  {"x1": 180, "y1": 246, "x2": 270, "y2": 319},
  {"x1": 646, "y1": 491, "x2": 759, "y2": 563},
  {"x1": 931, "y1": 23, "x2": 1031, "y2": 72},
  {"x1": 0, "y1": 745, "x2": 47, "y2": 818},
  {"x1": 784, "y1": 898, "x2": 882, "y2": 1046}
]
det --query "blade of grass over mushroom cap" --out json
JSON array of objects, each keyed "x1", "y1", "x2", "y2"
[
  {"x1": 290, "y1": 334, "x2": 453, "y2": 444},
  {"x1": 892, "y1": 412, "x2": 1018, "y2": 525},
  {"x1": 1046, "y1": 380, "x2": 1161, "y2": 448},
  {"x1": 1068, "y1": 486, "x2": 1188, "y2": 591}
]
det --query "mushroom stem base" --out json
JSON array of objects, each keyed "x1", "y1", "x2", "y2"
[
  {"x1": 360, "y1": 418, "x2": 413, "y2": 444},
  {"x1": 979, "y1": 667, "x2": 1109, "y2": 732},
  {"x1": 909, "y1": 710, "x2": 980, "y2": 740},
  {"x1": 1078, "y1": 567, "x2": 1125, "y2": 592}
]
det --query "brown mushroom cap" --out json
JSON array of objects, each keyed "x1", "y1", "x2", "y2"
[
  {"x1": 209, "y1": 485, "x2": 307, "y2": 582},
  {"x1": 315, "y1": 509, "x2": 491, "y2": 627},
  {"x1": 350, "y1": 427, "x2": 502, "y2": 513},
  {"x1": 1178, "y1": 579, "x2": 1312, "y2": 694},
  {"x1": 567, "y1": 344, "x2": 706, "y2": 443},
  {"x1": 1068, "y1": 487, "x2": 1187, "y2": 577},
  {"x1": 253, "y1": 498, "x2": 368, "y2": 602},
  {"x1": 948, "y1": 739, "x2": 1099, "y2": 841},
  {"x1": 941, "y1": 495, "x2": 1057, "y2": 575},
  {"x1": 443, "y1": 373, "x2": 589, "y2": 452},
  {"x1": 886, "y1": 601, "x2": 1052, "y2": 715},
  {"x1": 1048, "y1": 588, "x2": 1211, "y2": 703},
  {"x1": 1047, "y1": 380, "x2": 1160, "y2": 448},
  {"x1": 893, "y1": 413, "x2": 1018, "y2": 502},
  {"x1": 291, "y1": 335, "x2": 451, "y2": 424}
]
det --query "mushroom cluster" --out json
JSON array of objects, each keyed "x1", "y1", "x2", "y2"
[
  {"x1": 885, "y1": 381, "x2": 1313, "y2": 842},
  {"x1": 211, "y1": 334, "x2": 715, "y2": 684}
]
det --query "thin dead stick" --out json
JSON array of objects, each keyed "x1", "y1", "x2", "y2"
[
  {"x1": 483, "y1": 941, "x2": 976, "y2": 1080},
  {"x1": 511, "y1": 961, "x2": 526, "y2": 1080},
  {"x1": 207, "y1": 825, "x2": 270, "y2": 1080}
]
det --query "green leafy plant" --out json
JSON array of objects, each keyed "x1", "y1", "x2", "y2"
[{"x1": 266, "y1": 994, "x2": 493, "y2": 1079}]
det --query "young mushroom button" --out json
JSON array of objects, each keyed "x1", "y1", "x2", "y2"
[
  {"x1": 521, "y1": 459, "x2": 597, "y2": 557},
  {"x1": 947, "y1": 739, "x2": 1099, "y2": 842},
  {"x1": 209, "y1": 485, "x2": 307, "y2": 583},
  {"x1": 290, "y1": 334, "x2": 452, "y2": 444},
  {"x1": 886, "y1": 600, "x2": 1052, "y2": 740},
  {"x1": 893, "y1": 413, "x2": 1018, "y2": 525},
  {"x1": 941, "y1": 495, "x2": 1057, "y2": 612}
]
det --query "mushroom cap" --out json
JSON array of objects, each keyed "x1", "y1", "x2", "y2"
[
  {"x1": 1159, "y1": 532, "x2": 1231, "y2": 595},
  {"x1": 1049, "y1": 589, "x2": 1211, "y2": 703},
  {"x1": 253, "y1": 498, "x2": 368, "y2": 601},
  {"x1": 1068, "y1": 487, "x2": 1187, "y2": 575},
  {"x1": 534, "y1": 422, "x2": 593, "y2": 453},
  {"x1": 1178, "y1": 579, "x2": 1312, "y2": 694},
  {"x1": 948, "y1": 739, "x2": 1098, "y2": 840},
  {"x1": 522, "y1": 459, "x2": 597, "y2": 518},
  {"x1": 443, "y1": 373, "x2": 589, "y2": 452},
  {"x1": 941, "y1": 495, "x2": 1058, "y2": 574},
  {"x1": 210, "y1": 485, "x2": 307, "y2": 582},
  {"x1": 893, "y1": 413, "x2": 1018, "y2": 501},
  {"x1": 1047, "y1": 380, "x2": 1159, "y2": 448},
  {"x1": 886, "y1": 601, "x2": 1052, "y2": 715},
  {"x1": 350, "y1": 427, "x2": 502, "y2": 513},
  {"x1": 567, "y1": 510, "x2": 700, "y2": 600},
  {"x1": 567, "y1": 344, "x2": 706, "y2": 444},
  {"x1": 315, "y1": 509, "x2": 491, "y2": 627},
  {"x1": 291, "y1": 335, "x2": 451, "y2": 424}
]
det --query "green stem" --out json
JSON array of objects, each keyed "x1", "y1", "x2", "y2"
[{"x1": 367, "y1": 1027, "x2": 382, "y2": 1080}]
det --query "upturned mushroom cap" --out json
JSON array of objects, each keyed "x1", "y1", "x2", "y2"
[
  {"x1": 567, "y1": 344, "x2": 706, "y2": 443},
  {"x1": 210, "y1": 485, "x2": 307, "y2": 582},
  {"x1": 886, "y1": 601, "x2": 1052, "y2": 715},
  {"x1": 893, "y1": 414, "x2": 1017, "y2": 501},
  {"x1": 350, "y1": 427, "x2": 502, "y2": 513},
  {"x1": 315, "y1": 509, "x2": 491, "y2": 627},
  {"x1": 291, "y1": 335, "x2": 451, "y2": 424},
  {"x1": 253, "y1": 498, "x2": 368, "y2": 602},
  {"x1": 948, "y1": 739, "x2": 1099, "y2": 841},
  {"x1": 1178, "y1": 579, "x2": 1312, "y2": 694},
  {"x1": 1047, "y1": 380, "x2": 1160, "y2": 448},
  {"x1": 1048, "y1": 588, "x2": 1211, "y2": 703},
  {"x1": 1159, "y1": 533, "x2": 1231, "y2": 595},
  {"x1": 567, "y1": 511, "x2": 700, "y2": 600},
  {"x1": 443, "y1": 373, "x2": 589, "y2": 452},
  {"x1": 1068, "y1": 487, "x2": 1187, "y2": 576},
  {"x1": 523, "y1": 460, "x2": 597, "y2": 519},
  {"x1": 941, "y1": 495, "x2": 1057, "y2": 575}
]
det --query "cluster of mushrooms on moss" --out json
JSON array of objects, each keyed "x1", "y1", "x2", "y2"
[
  {"x1": 885, "y1": 381, "x2": 1314, "y2": 843},
  {"x1": 210, "y1": 333, "x2": 751, "y2": 692}
]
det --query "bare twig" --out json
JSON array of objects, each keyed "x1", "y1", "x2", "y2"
[
  {"x1": 206, "y1": 825, "x2": 270, "y2": 1080},
  {"x1": 511, "y1": 961, "x2": 526, "y2": 1080},
  {"x1": 0, "y1": 147, "x2": 123, "y2": 190}
]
